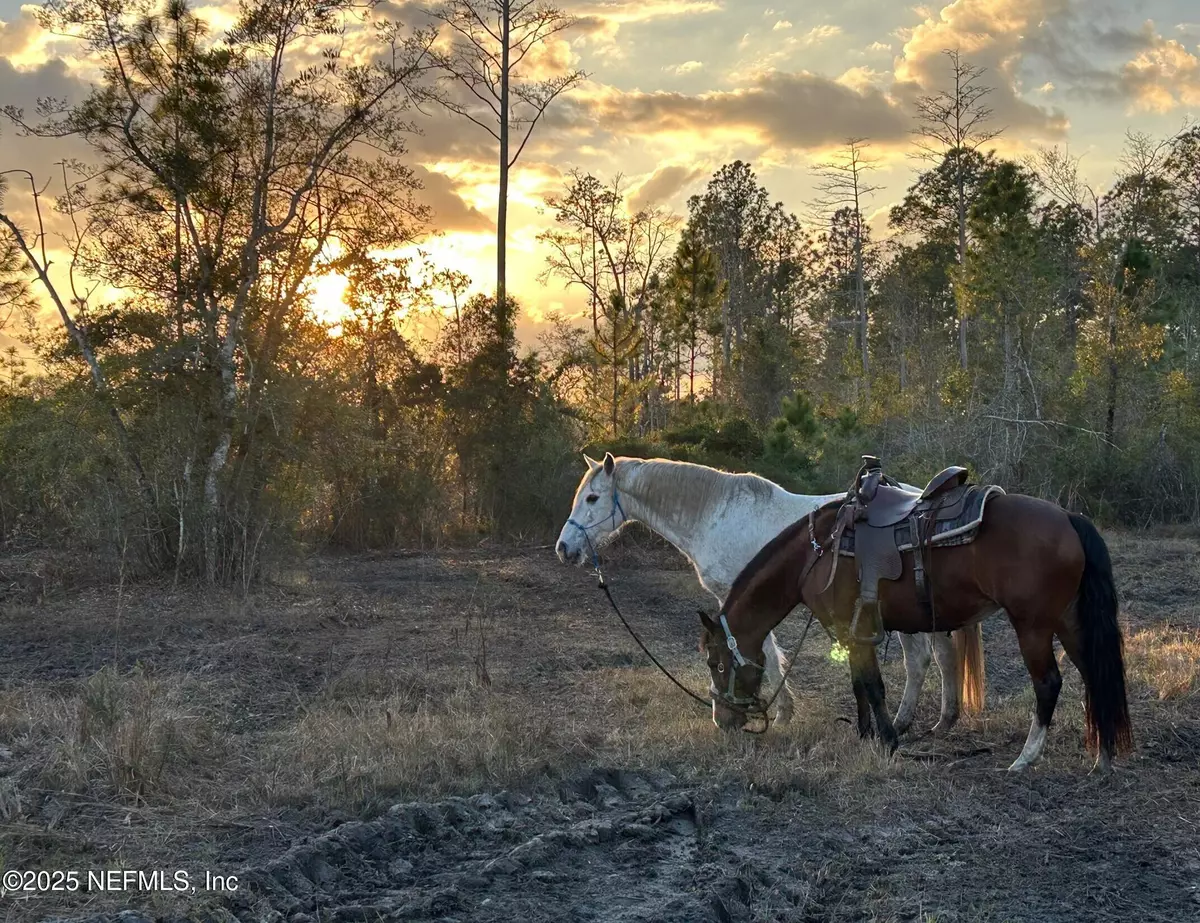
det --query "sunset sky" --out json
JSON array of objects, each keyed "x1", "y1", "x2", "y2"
[{"x1": 2, "y1": 0, "x2": 1199, "y2": 348}]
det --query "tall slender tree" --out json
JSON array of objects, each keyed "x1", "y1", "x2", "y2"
[
  {"x1": 430, "y1": 1, "x2": 585, "y2": 342},
  {"x1": 812, "y1": 138, "x2": 883, "y2": 390},
  {"x1": 668, "y1": 224, "x2": 723, "y2": 401},
  {"x1": 912, "y1": 49, "x2": 1003, "y2": 371}
]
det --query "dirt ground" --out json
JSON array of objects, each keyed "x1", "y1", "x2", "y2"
[{"x1": 0, "y1": 527, "x2": 1198, "y2": 923}]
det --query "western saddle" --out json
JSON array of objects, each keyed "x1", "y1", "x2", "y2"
[{"x1": 830, "y1": 456, "x2": 1000, "y2": 644}]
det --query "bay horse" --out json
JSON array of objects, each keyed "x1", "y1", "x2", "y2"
[
  {"x1": 555, "y1": 452, "x2": 986, "y2": 732},
  {"x1": 699, "y1": 477, "x2": 1133, "y2": 772}
]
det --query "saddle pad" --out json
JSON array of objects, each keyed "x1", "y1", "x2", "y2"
[{"x1": 838, "y1": 485, "x2": 1005, "y2": 558}]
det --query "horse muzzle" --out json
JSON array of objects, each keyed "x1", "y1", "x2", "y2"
[
  {"x1": 711, "y1": 697, "x2": 769, "y2": 733},
  {"x1": 555, "y1": 540, "x2": 581, "y2": 565}
]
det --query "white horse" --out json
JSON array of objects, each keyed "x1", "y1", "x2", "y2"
[{"x1": 554, "y1": 453, "x2": 984, "y2": 732}]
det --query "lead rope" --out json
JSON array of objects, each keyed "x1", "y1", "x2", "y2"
[
  {"x1": 578, "y1": 494, "x2": 820, "y2": 723},
  {"x1": 596, "y1": 576, "x2": 712, "y2": 711}
]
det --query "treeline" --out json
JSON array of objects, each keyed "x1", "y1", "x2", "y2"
[
  {"x1": 535, "y1": 60, "x2": 1200, "y2": 529},
  {"x1": 1, "y1": 3, "x2": 1197, "y2": 585}
]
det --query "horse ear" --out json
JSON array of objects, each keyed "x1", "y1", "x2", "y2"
[
  {"x1": 584, "y1": 454, "x2": 600, "y2": 472},
  {"x1": 697, "y1": 609, "x2": 717, "y2": 634},
  {"x1": 603, "y1": 452, "x2": 615, "y2": 475}
]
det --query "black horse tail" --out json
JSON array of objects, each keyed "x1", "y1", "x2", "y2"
[{"x1": 1068, "y1": 513, "x2": 1133, "y2": 757}]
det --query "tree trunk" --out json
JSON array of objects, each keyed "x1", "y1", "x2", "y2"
[
  {"x1": 612, "y1": 355, "x2": 619, "y2": 435},
  {"x1": 854, "y1": 216, "x2": 869, "y2": 399},
  {"x1": 1105, "y1": 305, "x2": 1119, "y2": 458},
  {"x1": 689, "y1": 338, "x2": 696, "y2": 400},
  {"x1": 957, "y1": 168, "x2": 969, "y2": 371},
  {"x1": 675, "y1": 339, "x2": 681, "y2": 402},
  {"x1": 496, "y1": 1, "x2": 511, "y2": 344}
]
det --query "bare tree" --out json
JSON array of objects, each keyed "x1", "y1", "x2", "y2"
[
  {"x1": 538, "y1": 170, "x2": 677, "y2": 374},
  {"x1": 912, "y1": 49, "x2": 1003, "y2": 371},
  {"x1": 0, "y1": 168, "x2": 159, "y2": 546},
  {"x1": 1026, "y1": 144, "x2": 1106, "y2": 235},
  {"x1": 429, "y1": 1, "x2": 586, "y2": 342},
  {"x1": 812, "y1": 138, "x2": 884, "y2": 391}
]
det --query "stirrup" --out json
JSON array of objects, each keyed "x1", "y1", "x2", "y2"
[{"x1": 850, "y1": 598, "x2": 885, "y2": 646}]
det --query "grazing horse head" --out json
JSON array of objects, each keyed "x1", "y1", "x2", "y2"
[
  {"x1": 698, "y1": 610, "x2": 768, "y2": 732},
  {"x1": 555, "y1": 452, "x2": 628, "y2": 567}
]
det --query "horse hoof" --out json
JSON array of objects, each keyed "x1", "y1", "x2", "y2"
[
  {"x1": 892, "y1": 714, "x2": 913, "y2": 736},
  {"x1": 930, "y1": 717, "x2": 959, "y2": 737},
  {"x1": 1007, "y1": 756, "x2": 1038, "y2": 772},
  {"x1": 774, "y1": 705, "x2": 794, "y2": 726}
]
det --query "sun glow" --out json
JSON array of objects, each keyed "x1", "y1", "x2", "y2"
[{"x1": 309, "y1": 271, "x2": 351, "y2": 331}]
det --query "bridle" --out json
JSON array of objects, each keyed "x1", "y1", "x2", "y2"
[
  {"x1": 567, "y1": 476, "x2": 836, "y2": 734},
  {"x1": 564, "y1": 476, "x2": 628, "y2": 571},
  {"x1": 706, "y1": 507, "x2": 833, "y2": 728}
]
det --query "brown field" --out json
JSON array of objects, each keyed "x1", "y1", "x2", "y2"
[{"x1": 0, "y1": 528, "x2": 1198, "y2": 923}]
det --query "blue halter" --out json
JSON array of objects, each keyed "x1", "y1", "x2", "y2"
[{"x1": 566, "y1": 484, "x2": 627, "y2": 573}]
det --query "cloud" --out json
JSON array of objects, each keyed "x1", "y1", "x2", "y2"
[
  {"x1": 0, "y1": 57, "x2": 92, "y2": 232},
  {"x1": 0, "y1": 54, "x2": 84, "y2": 112},
  {"x1": 1116, "y1": 33, "x2": 1200, "y2": 110},
  {"x1": 412, "y1": 166, "x2": 492, "y2": 233},
  {"x1": 802, "y1": 24, "x2": 843, "y2": 45},
  {"x1": 669, "y1": 60, "x2": 704, "y2": 75},
  {"x1": 0, "y1": 7, "x2": 43, "y2": 62},
  {"x1": 1018, "y1": 12, "x2": 1200, "y2": 112},
  {"x1": 773, "y1": 20, "x2": 793, "y2": 31},
  {"x1": 892, "y1": 1, "x2": 1197, "y2": 119},
  {"x1": 837, "y1": 66, "x2": 888, "y2": 93},
  {"x1": 565, "y1": 70, "x2": 909, "y2": 154},
  {"x1": 573, "y1": 0, "x2": 723, "y2": 56},
  {"x1": 891, "y1": 0, "x2": 1071, "y2": 140},
  {"x1": 868, "y1": 41, "x2": 894, "y2": 53},
  {"x1": 630, "y1": 164, "x2": 706, "y2": 210}
]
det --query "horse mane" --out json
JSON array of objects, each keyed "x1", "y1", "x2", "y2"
[
  {"x1": 721, "y1": 495, "x2": 845, "y2": 614},
  {"x1": 621, "y1": 458, "x2": 778, "y2": 533}
]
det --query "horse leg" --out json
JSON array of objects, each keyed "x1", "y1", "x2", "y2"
[
  {"x1": 930, "y1": 631, "x2": 961, "y2": 735},
  {"x1": 1054, "y1": 618, "x2": 1115, "y2": 775},
  {"x1": 851, "y1": 671, "x2": 873, "y2": 739},
  {"x1": 892, "y1": 633, "x2": 931, "y2": 736},
  {"x1": 1008, "y1": 625, "x2": 1062, "y2": 772},
  {"x1": 851, "y1": 641, "x2": 898, "y2": 753},
  {"x1": 763, "y1": 632, "x2": 794, "y2": 725}
]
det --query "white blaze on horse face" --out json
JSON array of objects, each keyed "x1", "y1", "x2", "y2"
[{"x1": 555, "y1": 455, "x2": 623, "y2": 566}]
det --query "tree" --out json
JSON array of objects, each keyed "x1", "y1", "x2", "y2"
[
  {"x1": 538, "y1": 170, "x2": 677, "y2": 346},
  {"x1": 430, "y1": 0, "x2": 586, "y2": 342},
  {"x1": 963, "y1": 160, "x2": 1044, "y2": 412},
  {"x1": 668, "y1": 224, "x2": 723, "y2": 401},
  {"x1": 1096, "y1": 132, "x2": 1179, "y2": 453},
  {"x1": 3, "y1": 0, "x2": 436, "y2": 579},
  {"x1": 0, "y1": 169, "x2": 158, "y2": 546},
  {"x1": 687, "y1": 161, "x2": 774, "y2": 378},
  {"x1": 912, "y1": 49, "x2": 1003, "y2": 370},
  {"x1": 812, "y1": 138, "x2": 883, "y2": 388},
  {"x1": 592, "y1": 293, "x2": 642, "y2": 435}
]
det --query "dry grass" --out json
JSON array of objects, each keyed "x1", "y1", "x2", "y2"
[
  {"x1": 250, "y1": 657, "x2": 902, "y2": 814},
  {"x1": 0, "y1": 666, "x2": 228, "y2": 805},
  {"x1": 1125, "y1": 625, "x2": 1200, "y2": 701},
  {"x1": 0, "y1": 537, "x2": 1197, "y2": 921}
]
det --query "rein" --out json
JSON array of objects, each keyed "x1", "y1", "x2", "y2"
[
  {"x1": 708, "y1": 508, "x2": 829, "y2": 727},
  {"x1": 569, "y1": 490, "x2": 827, "y2": 730},
  {"x1": 565, "y1": 481, "x2": 709, "y2": 712}
]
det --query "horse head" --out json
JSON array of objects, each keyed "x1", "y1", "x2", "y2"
[{"x1": 555, "y1": 452, "x2": 628, "y2": 566}]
